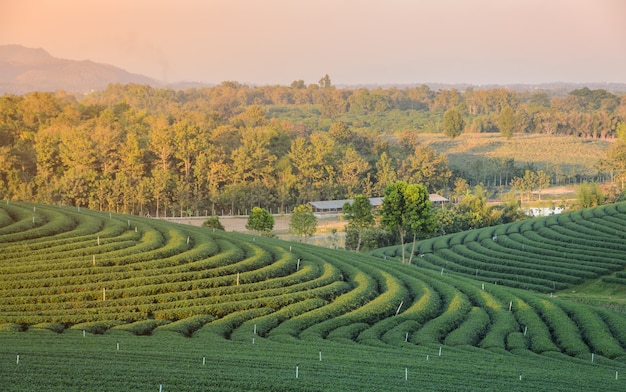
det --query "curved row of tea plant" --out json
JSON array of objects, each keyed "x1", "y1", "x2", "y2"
[
  {"x1": 372, "y1": 202, "x2": 626, "y2": 293},
  {"x1": 1, "y1": 201, "x2": 626, "y2": 366}
]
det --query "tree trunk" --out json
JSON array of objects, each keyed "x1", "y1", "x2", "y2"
[
  {"x1": 400, "y1": 231, "x2": 406, "y2": 264},
  {"x1": 408, "y1": 233, "x2": 417, "y2": 265}
]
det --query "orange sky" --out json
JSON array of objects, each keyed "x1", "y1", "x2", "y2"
[{"x1": 1, "y1": 0, "x2": 625, "y2": 85}]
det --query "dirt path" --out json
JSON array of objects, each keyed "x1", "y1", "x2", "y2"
[{"x1": 163, "y1": 214, "x2": 346, "y2": 236}]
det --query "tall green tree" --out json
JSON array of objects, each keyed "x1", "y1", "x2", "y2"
[
  {"x1": 380, "y1": 181, "x2": 436, "y2": 264},
  {"x1": 374, "y1": 151, "x2": 397, "y2": 196},
  {"x1": 342, "y1": 194, "x2": 374, "y2": 252},
  {"x1": 337, "y1": 146, "x2": 370, "y2": 197},
  {"x1": 498, "y1": 105, "x2": 515, "y2": 139},
  {"x1": 318, "y1": 74, "x2": 332, "y2": 89},
  {"x1": 442, "y1": 107, "x2": 465, "y2": 138},
  {"x1": 246, "y1": 206, "x2": 274, "y2": 235},
  {"x1": 399, "y1": 145, "x2": 452, "y2": 193},
  {"x1": 289, "y1": 204, "x2": 317, "y2": 241}
]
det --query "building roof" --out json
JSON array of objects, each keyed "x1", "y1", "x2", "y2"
[
  {"x1": 428, "y1": 194, "x2": 449, "y2": 203},
  {"x1": 308, "y1": 195, "x2": 447, "y2": 211}
]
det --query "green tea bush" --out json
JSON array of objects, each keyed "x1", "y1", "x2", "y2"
[
  {"x1": 153, "y1": 315, "x2": 216, "y2": 337},
  {"x1": 70, "y1": 320, "x2": 126, "y2": 334},
  {"x1": 444, "y1": 306, "x2": 490, "y2": 346},
  {"x1": 111, "y1": 319, "x2": 171, "y2": 336},
  {"x1": 559, "y1": 302, "x2": 625, "y2": 359}
]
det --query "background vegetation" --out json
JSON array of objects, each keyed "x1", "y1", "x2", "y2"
[{"x1": 1, "y1": 81, "x2": 624, "y2": 220}]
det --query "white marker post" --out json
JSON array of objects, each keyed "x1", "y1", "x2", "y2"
[
  {"x1": 395, "y1": 301, "x2": 404, "y2": 316},
  {"x1": 439, "y1": 346, "x2": 442, "y2": 357},
  {"x1": 93, "y1": 255, "x2": 96, "y2": 266},
  {"x1": 295, "y1": 364, "x2": 299, "y2": 379},
  {"x1": 405, "y1": 367, "x2": 408, "y2": 381},
  {"x1": 83, "y1": 330, "x2": 86, "y2": 337},
  {"x1": 297, "y1": 259, "x2": 301, "y2": 271},
  {"x1": 253, "y1": 324, "x2": 257, "y2": 335},
  {"x1": 97, "y1": 236, "x2": 100, "y2": 246},
  {"x1": 523, "y1": 326, "x2": 528, "y2": 336},
  {"x1": 16, "y1": 354, "x2": 19, "y2": 364},
  {"x1": 203, "y1": 357, "x2": 206, "y2": 366},
  {"x1": 405, "y1": 332, "x2": 409, "y2": 342},
  {"x1": 236, "y1": 272, "x2": 240, "y2": 286},
  {"x1": 102, "y1": 287, "x2": 106, "y2": 301},
  {"x1": 319, "y1": 350, "x2": 322, "y2": 362},
  {"x1": 591, "y1": 353, "x2": 594, "y2": 363},
  {"x1": 509, "y1": 301, "x2": 512, "y2": 312},
  {"x1": 159, "y1": 383, "x2": 163, "y2": 392},
  {"x1": 116, "y1": 343, "x2": 119, "y2": 351}
]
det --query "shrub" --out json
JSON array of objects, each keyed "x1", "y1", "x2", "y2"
[{"x1": 202, "y1": 216, "x2": 225, "y2": 230}]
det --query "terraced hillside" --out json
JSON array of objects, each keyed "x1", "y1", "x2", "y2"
[
  {"x1": 371, "y1": 203, "x2": 626, "y2": 293},
  {"x1": 1, "y1": 201, "x2": 626, "y2": 391}
]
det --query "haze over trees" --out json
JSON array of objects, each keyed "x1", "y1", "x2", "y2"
[{"x1": 0, "y1": 81, "x2": 624, "y2": 221}]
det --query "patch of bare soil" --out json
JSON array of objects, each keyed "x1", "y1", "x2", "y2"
[{"x1": 534, "y1": 186, "x2": 576, "y2": 196}]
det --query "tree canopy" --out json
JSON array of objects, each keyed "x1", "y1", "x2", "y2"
[
  {"x1": 289, "y1": 204, "x2": 317, "y2": 241},
  {"x1": 342, "y1": 194, "x2": 374, "y2": 252},
  {"x1": 246, "y1": 206, "x2": 274, "y2": 234},
  {"x1": 0, "y1": 84, "x2": 622, "y2": 219},
  {"x1": 381, "y1": 181, "x2": 436, "y2": 263}
]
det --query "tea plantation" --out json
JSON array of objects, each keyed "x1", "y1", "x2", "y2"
[{"x1": 1, "y1": 201, "x2": 625, "y2": 391}]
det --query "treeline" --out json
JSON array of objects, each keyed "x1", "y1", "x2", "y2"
[{"x1": 0, "y1": 80, "x2": 624, "y2": 216}]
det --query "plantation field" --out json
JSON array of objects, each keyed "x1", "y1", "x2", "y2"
[
  {"x1": 418, "y1": 133, "x2": 610, "y2": 176},
  {"x1": 1, "y1": 201, "x2": 626, "y2": 391},
  {"x1": 2, "y1": 329, "x2": 622, "y2": 391}
]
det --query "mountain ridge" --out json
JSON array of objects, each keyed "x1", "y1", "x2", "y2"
[
  {"x1": 1, "y1": 44, "x2": 625, "y2": 95},
  {"x1": 0, "y1": 44, "x2": 159, "y2": 94}
]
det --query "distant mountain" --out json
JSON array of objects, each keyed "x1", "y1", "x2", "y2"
[{"x1": 0, "y1": 45, "x2": 159, "y2": 94}]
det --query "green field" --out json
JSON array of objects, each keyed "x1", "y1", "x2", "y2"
[
  {"x1": 1, "y1": 201, "x2": 626, "y2": 391},
  {"x1": 419, "y1": 133, "x2": 610, "y2": 177}
]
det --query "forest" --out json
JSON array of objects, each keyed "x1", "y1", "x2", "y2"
[{"x1": 1, "y1": 78, "x2": 625, "y2": 222}]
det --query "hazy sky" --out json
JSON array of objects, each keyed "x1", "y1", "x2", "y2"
[{"x1": 2, "y1": 0, "x2": 625, "y2": 85}]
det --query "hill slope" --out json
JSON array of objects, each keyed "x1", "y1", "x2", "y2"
[
  {"x1": 1, "y1": 201, "x2": 626, "y2": 390},
  {"x1": 0, "y1": 45, "x2": 157, "y2": 94},
  {"x1": 1, "y1": 201, "x2": 625, "y2": 354}
]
